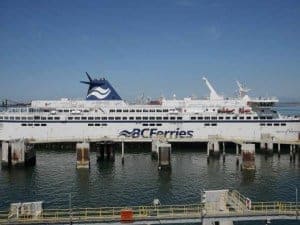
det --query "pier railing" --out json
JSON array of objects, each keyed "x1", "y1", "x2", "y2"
[{"x1": 0, "y1": 201, "x2": 299, "y2": 224}]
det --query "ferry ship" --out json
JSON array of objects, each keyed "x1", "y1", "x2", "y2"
[{"x1": 0, "y1": 73, "x2": 299, "y2": 143}]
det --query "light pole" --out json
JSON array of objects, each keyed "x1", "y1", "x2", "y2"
[
  {"x1": 69, "y1": 193, "x2": 72, "y2": 225},
  {"x1": 296, "y1": 187, "x2": 298, "y2": 220}
]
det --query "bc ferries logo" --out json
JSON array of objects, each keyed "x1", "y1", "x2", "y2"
[
  {"x1": 119, "y1": 128, "x2": 194, "y2": 138},
  {"x1": 87, "y1": 86, "x2": 111, "y2": 100}
]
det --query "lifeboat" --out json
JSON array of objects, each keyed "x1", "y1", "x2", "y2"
[
  {"x1": 239, "y1": 108, "x2": 251, "y2": 114},
  {"x1": 218, "y1": 108, "x2": 235, "y2": 114}
]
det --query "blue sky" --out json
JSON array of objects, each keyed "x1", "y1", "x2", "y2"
[{"x1": 0, "y1": 0, "x2": 300, "y2": 102}]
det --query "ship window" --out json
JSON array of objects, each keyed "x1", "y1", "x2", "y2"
[
  {"x1": 156, "y1": 109, "x2": 162, "y2": 112},
  {"x1": 226, "y1": 116, "x2": 230, "y2": 120},
  {"x1": 15, "y1": 117, "x2": 20, "y2": 120},
  {"x1": 4, "y1": 116, "x2": 8, "y2": 120},
  {"x1": 75, "y1": 117, "x2": 80, "y2": 120},
  {"x1": 163, "y1": 109, "x2": 168, "y2": 112},
  {"x1": 130, "y1": 109, "x2": 135, "y2": 112},
  {"x1": 83, "y1": 109, "x2": 89, "y2": 113},
  {"x1": 204, "y1": 117, "x2": 210, "y2": 120},
  {"x1": 109, "y1": 117, "x2": 114, "y2": 120},
  {"x1": 129, "y1": 117, "x2": 134, "y2": 120},
  {"x1": 81, "y1": 117, "x2": 87, "y2": 120},
  {"x1": 68, "y1": 117, "x2": 73, "y2": 120},
  {"x1": 34, "y1": 124, "x2": 40, "y2": 126},
  {"x1": 246, "y1": 116, "x2": 251, "y2": 120},
  {"x1": 150, "y1": 109, "x2": 155, "y2": 113},
  {"x1": 48, "y1": 117, "x2": 53, "y2": 120},
  {"x1": 123, "y1": 109, "x2": 128, "y2": 113},
  {"x1": 163, "y1": 117, "x2": 168, "y2": 120},
  {"x1": 136, "y1": 117, "x2": 141, "y2": 120},
  {"x1": 143, "y1": 117, "x2": 148, "y2": 120},
  {"x1": 88, "y1": 117, "x2": 94, "y2": 120},
  {"x1": 267, "y1": 116, "x2": 272, "y2": 120},
  {"x1": 212, "y1": 117, "x2": 217, "y2": 120},
  {"x1": 136, "y1": 109, "x2": 142, "y2": 112},
  {"x1": 156, "y1": 117, "x2": 162, "y2": 120},
  {"x1": 102, "y1": 123, "x2": 107, "y2": 126},
  {"x1": 116, "y1": 109, "x2": 122, "y2": 113},
  {"x1": 260, "y1": 116, "x2": 266, "y2": 120},
  {"x1": 0, "y1": 117, "x2": 3, "y2": 120},
  {"x1": 177, "y1": 117, "x2": 182, "y2": 120},
  {"x1": 122, "y1": 117, "x2": 127, "y2": 120},
  {"x1": 58, "y1": 110, "x2": 63, "y2": 113},
  {"x1": 254, "y1": 117, "x2": 258, "y2": 120},
  {"x1": 95, "y1": 117, "x2": 100, "y2": 120},
  {"x1": 150, "y1": 117, "x2": 155, "y2": 120},
  {"x1": 218, "y1": 117, "x2": 223, "y2": 120},
  {"x1": 170, "y1": 117, "x2": 175, "y2": 120},
  {"x1": 64, "y1": 109, "x2": 69, "y2": 113},
  {"x1": 260, "y1": 123, "x2": 265, "y2": 126},
  {"x1": 102, "y1": 117, "x2": 107, "y2": 120},
  {"x1": 232, "y1": 117, "x2": 237, "y2": 120},
  {"x1": 142, "y1": 123, "x2": 148, "y2": 126},
  {"x1": 88, "y1": 123, "x2": 93, "y2": 126},
  {"x1": 109, "y1": 109, "x2": 115, "y2": 113},
  {"x1": 274, "y1": 123, "x2": 279, "y2": 126},
  {"x1": 34, "y1": 116, "x2": 40, "y2": 120},
  {"x1": 198, "y1": 117, "x2": 203, "y2": 120},
  {"x1": 191, "y1": 117, "x2": 196, "y2": 120},
  {"x1": 281, "y1": 123, "x2": 286, "y2": 126},
  {"x1": 211, "y1": 123, "x2": 217, "y2": 126},
  {"x1": 239, "y1": 117, "x2": 244, "y2": 120},
  {"x1": 28, "y1": 117, "x2": 33, "y2": 120},
  {"x1": 267, "y1": 123, "x2": 272, "y2": 126},
  {"x1": 204, "y1": 123, "x2": 210, "y2": 126},
  {"x1": 21, "y1": 123, "x2": 27, "y2": 126},
  {"x1": 54, "y1": 117, "x2": 60, "y2": 120},
  {"x1": 41, "y1": 124, "x2": 47, "y2": 126},
  {"x1": 10, "y1": 117, "x2": 14, "y2": 120},
  {"x1": 41, "y1": 117, "x2": 46, "y2": 120},
  {"x1": 44, "y1": 109, "x2": 49, "y2": 112},
  {"x1": 150, "y1": 123, "x2": 155, "y2": 126},
  {"x1": 28, "y1": 123, "x2": 33, "y2": 126},
  {"x1": 157, "y1": 123, "x2": 162, "y2": 126},
  {"x1": 95, "y1": 123, "x2": 100, "y2": 126},
  {"x1": 22, "y1": 117, "x2": 27, "y2": 120}
]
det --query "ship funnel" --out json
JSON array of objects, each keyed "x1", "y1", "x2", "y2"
[{"x1": 80, "y1": 73, "x2": 122, "y2": 100}]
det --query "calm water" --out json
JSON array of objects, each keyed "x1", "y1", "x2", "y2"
[{"x1": 0, "y1": 105, "x2": 299, "y2": 225}]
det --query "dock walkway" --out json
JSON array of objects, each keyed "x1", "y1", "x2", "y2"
[{"x1": 0, "y1": 190, "x2": 298, "y2": 225}]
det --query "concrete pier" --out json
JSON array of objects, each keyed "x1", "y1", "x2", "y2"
[
  {"x1": 152, "y1": 140, "x2": 171, "y2": 169},
  {"x1": 260, "y1": 142, "x2": 274, "y2": 155},
  {"x1": 241, "y1": 144, "x2": 255, "y2": 170},
  {"x1": 97, "y1": 142, "x2": 115, "y2": 161},
  {"x1": 208, "y1": 141, "x2": 220, "y2": 157},
  {"x1": 76, "y1": 142, "x2": 90, "y2": 169},
  {"x1": 1, "y1": 140, "x2": 35, "y2": 167}
]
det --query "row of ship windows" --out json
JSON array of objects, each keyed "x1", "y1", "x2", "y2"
[
  {"x1": 21, "y1": 123, "x2": 47, "y2": 127},
  {"x1": 260, "y1": 123, "x2": 286, "y2": 126},
  {"x1": 1, "y1": 116, "x2": 274, "y2": 121}
]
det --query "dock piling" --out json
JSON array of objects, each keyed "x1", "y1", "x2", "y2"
[{"x1": 76, "y1": 142, "x2": 90, "y2": 169}]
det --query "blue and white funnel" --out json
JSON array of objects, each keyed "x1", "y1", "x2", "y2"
[{"x1": 80, "y1": 72, "x2": 122, "y2": 100}]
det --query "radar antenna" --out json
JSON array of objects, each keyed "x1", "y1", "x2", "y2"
[{"x1": 236, "y1": 81, "x2": 251, "y2": 98}]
